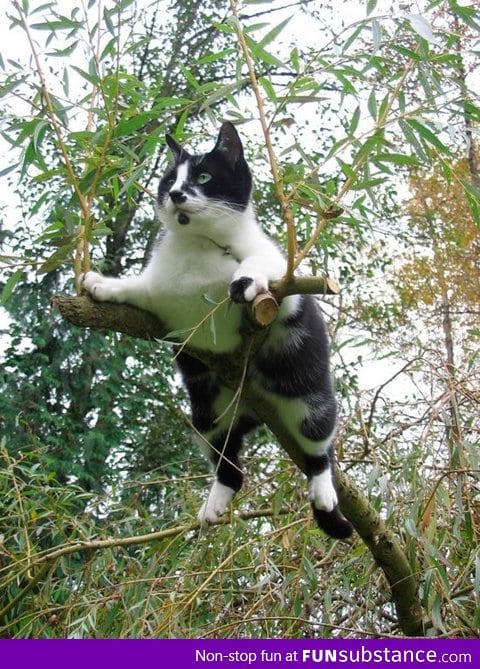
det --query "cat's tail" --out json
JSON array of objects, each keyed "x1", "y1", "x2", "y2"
[{"x1": 312, "y1": 504, "x2": 353, "y2": 539}]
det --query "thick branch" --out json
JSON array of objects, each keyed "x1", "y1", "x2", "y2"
[{"x1": 51, "y1": 288, "x2": 425, "y2": 636}]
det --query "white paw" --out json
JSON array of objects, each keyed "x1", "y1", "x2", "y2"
[
  {"x1": 197, "y1": 481, "x2": 235, "y2": 524},
  {"x1": 229, "y1": 273, "x2": 268, "y2": 303},
  {"x1": 308, "y1": 470, "x2": 338, "y2": 512},
  {"x1": 82, "y1": 271, "x2": 118, "y2": 302}
]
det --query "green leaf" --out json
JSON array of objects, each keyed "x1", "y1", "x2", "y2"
[
  {"x1": 348, "y1": 106, "x2": 360, "y2": 136},
  {"x1": 259, "y1": 16, "x2": 291, "y2": 48},
  {"x1": 70, "y1": 65, "x2": 100, "y2": 86},
  {"x1": 30, "y1": 18, "x2": 82, "y2": 31},
  {"x1": 367, "y1": 88, "x2": 377, "y2": 121},
  {"x1": 405, "y1": 118, "x2": 452, "y2": 154},
  {"x1": 337, "y1": 158, "x2": 356, "y2": 180},
  {"x1": 374, "y1": 152, "x2": 420, "y2": 166},
  {"x1": 38, "y1": 241, "x2": 76, "y2": 273},
  {"x1": 460, "y1": 179, "x2": 480, "y2": 226},
  {"x1": 259, "y1": 76, "x2": 277, "y2": 103},
  {"x1": 1, "y1": 269, "x2": 24, "y2": 304},
  {"x1": 0, "y1": 75, "x2": 29, "y2": 98},
  {"x1": 399, "y1": 118, "x2": 429, "y2": 162},
  {"x1": 46, "y1": 41, "x2": 79, "y2": 58},
  {"x1": 407, "y1": 14, "x2": 439, "y2": 44},
  {"x1": 114, "y1": 113, "x2": 155, "y2": 137},
  {"x1": 195, "y1": 48, "x2": 234, "y2": 66},
  {"x1": 0, "y1": 163, "x2": 19, "y2": 178},
  {"x1": 245, "y1": 35, "x2": 283, "y2": 67},
  {"x1": 371, "y1": 19, "x2": 382, "y2": 54}
]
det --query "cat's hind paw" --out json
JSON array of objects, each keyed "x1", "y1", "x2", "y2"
[
  {"x1": 229, "y1": 273, "x2": 268, "y2": 303},
  {"x1": 197, "y1": 480, "x2": 235, "y2": 524},
  {"x1": 308, "y1": 470, "x2": 338, "y2": 512}
]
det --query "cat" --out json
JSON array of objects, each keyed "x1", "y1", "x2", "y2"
[{"x1": 82, "y1": 122, "x2": 353, "y2": 539}]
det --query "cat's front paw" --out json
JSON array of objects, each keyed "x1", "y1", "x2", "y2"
[
  {"x1": 81, "y1": 271, "x2": 117, "y2": 303},
  {"x1": 229, "y1": 273, "x2": 268, "y2": 303}
]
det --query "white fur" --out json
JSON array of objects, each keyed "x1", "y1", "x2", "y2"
[
  {"x1": 254, "y1": 390, "x2": 332, "y2": 457},
  {"x1": 83, "y1": 190, "x2": 291, "y2": 353},
  {"x1": 197, "y1": 480, "x2": 235, "y2": 523},
  {"x1": 308, "y1": 470, "x2": 338, "y2": 512}
]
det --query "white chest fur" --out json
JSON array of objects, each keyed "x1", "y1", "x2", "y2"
[{"x1": 143, "y1": 234, "x2": 244, "y2": 353}]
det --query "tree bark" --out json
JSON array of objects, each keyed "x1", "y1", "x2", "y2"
[{"x1": 51, "y1": 288, "x2": 425, "y2": 636}]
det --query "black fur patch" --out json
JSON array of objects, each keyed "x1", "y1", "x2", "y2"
[
  {"x1": 229, "y1": 277, "x2": 253, "y2": 303},
  {"x1": 158, "y1": 125, "x2": 252, "y2": 213},
  {"x1": 254, "y1": 297, "x2": 334, "y2": 399},
  {"x1": 312, "y1": 505, "x2": 353, "y2": 539}
]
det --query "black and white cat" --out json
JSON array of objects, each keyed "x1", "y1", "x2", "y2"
[{"x1": 82, "y1": 122, "x2": 353, "y2": 539}]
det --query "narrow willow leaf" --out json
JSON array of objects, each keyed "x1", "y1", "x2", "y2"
[
  {"x1": 406, "y1": 118, "x2": 452, "y2": 154},
  {"x1": 30, "y1": 18, "x2": 82, "y2": 31},
  {"x1": 0, "y1": 75, "x2": 29, "y2": 97},
  {"x1": 398, "y1": 118, "x2": 428, "y2": 162},
  {"x1": 46, "y1": 41, "x2": 79, "y2": 58},
  {"x1": 200, "y1": 81, "x2": 241, "y2": 111},
  {"x1": 407, "y1": 14, "x2": 439, "y2": 45},
  {"x1": 259, "y1": 76, "x2": 277, "y2": 102},
  {"x1": 374, "y1": 152, "x2": 420, "y2": 166},
  {"x1": 195, "y1": 48, "x2": 234, "y2": 66},
  {"x1": 0, "y1": 163, "x2": 19, "y2": 178},
  {"x1": 349, "y1": 105, "x2": 360, "y2": 135},
  {"x1": 367, "y1": 88, "x2": 377, "y2": 120},
  {"x1": 32, "y1": 120, "x2": 49, "y2": 153},
  {"x1": 103, "y1": 7, "x2": 116, "y2": 35},
  {"x1": 70, "y1": 65, "x2": 100, "y2": 86},
  {"x1": 290, "y1": 47, "x2": 300, "y2": 73},
  {"x1": 38, "y1": 242, "x2": 76, "y2": 273},
  {"x1": 1, "y1": 270, "x2": 24, "y2": 304},
  {"x1": 461, "y1": 180, "x2": 480, "y2": 226},
  {"x1": 371, "y1": 19, "x2": 382, "y2": 54},
  {"x1": 259, "y1": 16, "x2": 291, "y2": 48},
  {"x1": 337, "y1": 158, "x2": 356, "y2": 180},
  {"x1": 245, "y1": 35, "x2": 283, "y2": 67}
]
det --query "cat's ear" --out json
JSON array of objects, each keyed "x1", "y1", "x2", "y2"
[
  {"x1": 213, "y1": 122, "x2": 244, "y2": 167},
  {"x1": 165, "y1": 134, "x2": 189, "y2": 162}
]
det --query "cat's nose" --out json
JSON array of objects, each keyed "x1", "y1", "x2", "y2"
[{"x1": 169, "y1": 190, "x2": 187, "y2": 204}]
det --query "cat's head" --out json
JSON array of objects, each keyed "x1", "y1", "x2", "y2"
[{"x1": 157, "y1": 122, "x2": 253, "y2": 236}]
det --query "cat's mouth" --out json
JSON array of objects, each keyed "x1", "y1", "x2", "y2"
[{"x1": 173, "y1": 204, "x2": 206, "y2": 225}]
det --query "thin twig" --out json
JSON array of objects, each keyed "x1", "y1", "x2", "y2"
[{"x1": 229, "y1": 0, "x2": 297, "y2": 280}]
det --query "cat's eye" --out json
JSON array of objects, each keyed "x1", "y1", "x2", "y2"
[{"x1": 197, "y1": 172, "x2": 212, "y2": 184}]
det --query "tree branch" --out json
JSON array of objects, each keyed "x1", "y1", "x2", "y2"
[{"x1": 50, "y1": 286, "x2": 425, "y2": 637}]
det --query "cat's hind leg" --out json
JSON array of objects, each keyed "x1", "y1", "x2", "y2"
[
  {"x1": 300, "y1": 403, "x2": 353, "y2": 539},
  {"x1": 176, "y1": 352, "x2": 257, "y2": 524},
  {"x1": 271, "y1": 393, "x2": 353, "y2": 539},
  {"x1": 305, "y1": 451, "x2": 353, "y2": 539},
  {"x1": 196, "y1": 406, "x2": 259, "y2": 524},
  {"x1": 196, "y1": 420, "x2": 247, "y2": 524}
]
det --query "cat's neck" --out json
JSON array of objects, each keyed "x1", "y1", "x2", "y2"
[{"x1": 165, "y1": 201, "x2": 261, "y2": 250}]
